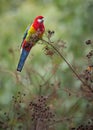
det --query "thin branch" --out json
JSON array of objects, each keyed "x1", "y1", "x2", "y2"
[
  {"x1": 42, "y1": 39, "x2": 93, "y2": 92},
  {"x1": 49, "y1": 117, "x2": 72, "y2": 127}
]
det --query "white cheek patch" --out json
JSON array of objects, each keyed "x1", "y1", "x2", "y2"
[
  {"x1": 37, "y1": 18, "x2": 44, "y2": 23},
  {"x1": 37, "y1": 19, "x2": 42, "y2": 23}
]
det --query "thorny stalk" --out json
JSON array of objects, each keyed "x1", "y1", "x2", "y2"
[{"x1": 41, "y1": 38, "x2": 93, "y2": 92}]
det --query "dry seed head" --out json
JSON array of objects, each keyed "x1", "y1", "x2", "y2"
[
  {"x1": 85, "y1": 40, "x2": 92, "y2": 45},
  {"x1": 30, "y1": 96, "x2": 55, "y2": 123}
]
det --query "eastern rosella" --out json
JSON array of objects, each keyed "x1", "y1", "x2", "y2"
[{"x1": 17, "y1": 16, "x2": 45, "y2": 72}]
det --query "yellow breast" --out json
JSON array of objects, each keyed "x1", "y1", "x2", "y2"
[
  {"x1": 26, "y1": 25, "x2": 43, "y2": 43},
  {"x1": 26, "y1": 25, "x2": 36, "y2": 42}
]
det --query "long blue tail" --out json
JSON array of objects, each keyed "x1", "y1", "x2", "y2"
[{"x1": 17, "y1": 49, "x2": 29, "y2": 72}]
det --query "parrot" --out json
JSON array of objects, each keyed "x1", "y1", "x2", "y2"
[{"x1": 17, "y1": 16, "x2": 45, "y2": 72}]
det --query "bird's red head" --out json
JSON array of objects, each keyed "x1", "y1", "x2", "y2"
[
  {"x1": 33, "y1": 16, "x2": 45, "y2": 31},
  {"x1": 34, "y1": 16, "x2": 44, "y2": 23}
]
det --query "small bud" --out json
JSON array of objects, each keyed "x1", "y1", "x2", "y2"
[
  {"x1": 48, "y1": 30, "x2": 51, "y2": 34},
  {"x1": 17, "y1": 112, "x2": 20, "y2": 115},
  {"x1": 19, "y1": 100, "x2": 22, "y2": 103},
  {"x1": 23, "y1": 93, "x2": 26, "y2": 96},
  {"x1": 52, "y1": 31, "x2": 55, "y2": 34},
  {"x1": 18, "y1": 91, "x2": 21, "y2": 94},
  {"x1": 4, "y1": 112, "x2": 7, "y2": 115},
  {"x1": 12, "y1": 96, "x2": 15, "y2": 98},
  {"x1": 85, "y1": 39, "x2": 92, "y2": 45}
]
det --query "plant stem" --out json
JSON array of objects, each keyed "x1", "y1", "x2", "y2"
[{"x1": 42, "y1": 39, "x2": 93, "y2": 92}]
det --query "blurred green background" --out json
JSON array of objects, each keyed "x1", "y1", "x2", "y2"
[{"x1": 0, "y1": 0, "x2": 93, "y2": 129}]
